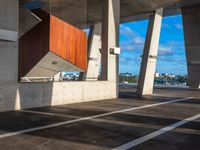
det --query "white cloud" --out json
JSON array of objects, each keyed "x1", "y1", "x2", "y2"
[
  {"x1": 120, "y1": 25, "x2": 135, "y2": 37},
  {"x1": 120, "y1": 37, "x2": 145, "y2": 51},
  {"x1": 120, "y1": 25, "x2": 145, "y2": 51},
  {"x1": 175, "y1": 23, "x2": 183, "y2": 29},
  {"x1": 134, "y1": 37, "x2": 145, "y2": 44},
  {"x1": 120, "y1": 42, "x2": 135, "y2": 51},
  {"x1": 162, "y1": 23, "x2": 169, "y2": 28},
  {"x1": 158, "y1": 45, "x2": 173, "y2": 56}
]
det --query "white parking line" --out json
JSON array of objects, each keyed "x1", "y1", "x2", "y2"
[
  {"x1": 113, "y1": 113, "x2": 200, "y2": 150},
  {"x1": 0, "y1": 97, "x2": 194, "y2": 139},
  {"x1": 21, "y1": 97, "x2": 193, "y2": 119}
]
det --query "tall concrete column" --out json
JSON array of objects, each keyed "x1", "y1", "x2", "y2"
[
  {"x1": 137, "y1": 8, "x2": 163, "y2": 96},
  {"x1": 182, "y1": 5, "x2": 200, "y2": 89},
  {"x1": 0, "y1": 0, "x2": 19, "y2": 110},
  {"x1": 101, "y1": 0, "x2": 120, "y2": 81},
  {"x1": 85, "y1": 23, "x2": 102, "y2": 81}
]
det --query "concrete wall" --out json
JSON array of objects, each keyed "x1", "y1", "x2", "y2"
[
  {"x1": 0, "y1": 0, "x2": 19, "y2": 111},
  {"x1": 182, "y1": 5, "x2": 200, "y2": 89},
  {"x1": 0, "y1": 0, "x2": 18, "y2": 31},
  {"x1": 101, "y1": 0, "x2": 120, "y2": 82},
  {"x1": 0, "y1": 0, "x2": 119, "y2": 112},
  {"x1": 86, "y1": 23, "x2": 102, "y2": 81},
  {"x1": 0, "y1": 81, "x2": 117, "y2": 112}
]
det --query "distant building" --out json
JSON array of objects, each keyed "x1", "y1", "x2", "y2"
[
  {"x1": 161, "y1": 73, "x2": 168, "y2": 77},
  {"x1": 168, "y1": 74, "x2": 175, "y2": 78},
  {"x1": 155, "y1": 72, "x2": 160, "y2": 78}
]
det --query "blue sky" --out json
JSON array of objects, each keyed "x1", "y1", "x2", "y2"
[{"x1": 119, "y1": 15, "x2": 187, "y2": 75}]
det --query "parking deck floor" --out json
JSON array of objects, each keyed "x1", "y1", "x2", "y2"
[{"x1": 0, "y1": 87, "x2": 199, "y2": 150}]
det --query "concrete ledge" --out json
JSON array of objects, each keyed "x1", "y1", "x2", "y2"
[
  {"x1": 0, "y1": 81, "x2": 117, "y2": 112},
  {"x1": 0, "y1": 29, "x2": 18, "y2": 42}
]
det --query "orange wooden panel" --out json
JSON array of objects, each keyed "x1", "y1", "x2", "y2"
[
  {"x1": 19, "y1": 10, "x2": 87, "y2": 78},
  {"x1": 50, "y1": 16, "x2": 88, "y2": 71}
]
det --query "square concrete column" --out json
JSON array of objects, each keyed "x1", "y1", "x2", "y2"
[
  {"x1": 82, "y1": 23, "x2": 102, "y2": 81},
  {"x1": 0, "y1": 0, "x2": 19, "y2": 110},
  {"x1": 182, "y1": 5, "x2": 200, "y2": 89},
  {"x1": 137, "y1": 8, "x2": 163, "y2": 96},
  {"x1": 101, "y1": 0, "x2": 120, "y2": 81}
]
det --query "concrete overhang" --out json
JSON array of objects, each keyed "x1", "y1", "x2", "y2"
[
  {"x1": 20, "y1": 0, "x2": 200, "y2": 27},
  {"x1": 120, "y1": 0, "x2": 200, "y2": 22}
]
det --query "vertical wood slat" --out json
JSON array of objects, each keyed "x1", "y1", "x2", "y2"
[{"x1": 50, "y1": 16, "x2": 88, "y2": 71}]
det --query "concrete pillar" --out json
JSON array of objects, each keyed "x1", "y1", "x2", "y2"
[
  {"x1": 182, "y1": 5, "x2": 200, "y2": 89},
  {"x1": 84, "y1": 23, "x2": 102, "y2": 81},
  {"x1": 137, "y1": 8, "x2": 163, "y2": 96},
  {"x1": 0, "y1": 0, "x2": 19, "y2": 109},
  {"x1": 101, "y1": 0, "x2": 120, "y2": 81}
]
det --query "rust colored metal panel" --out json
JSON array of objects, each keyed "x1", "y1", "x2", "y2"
[
  {"x1": 19, "y1": 14, "x2": 50, "y2": 78},
  {"x1": 50, "y1": 15, "x2": 88, "y2": 71}
]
